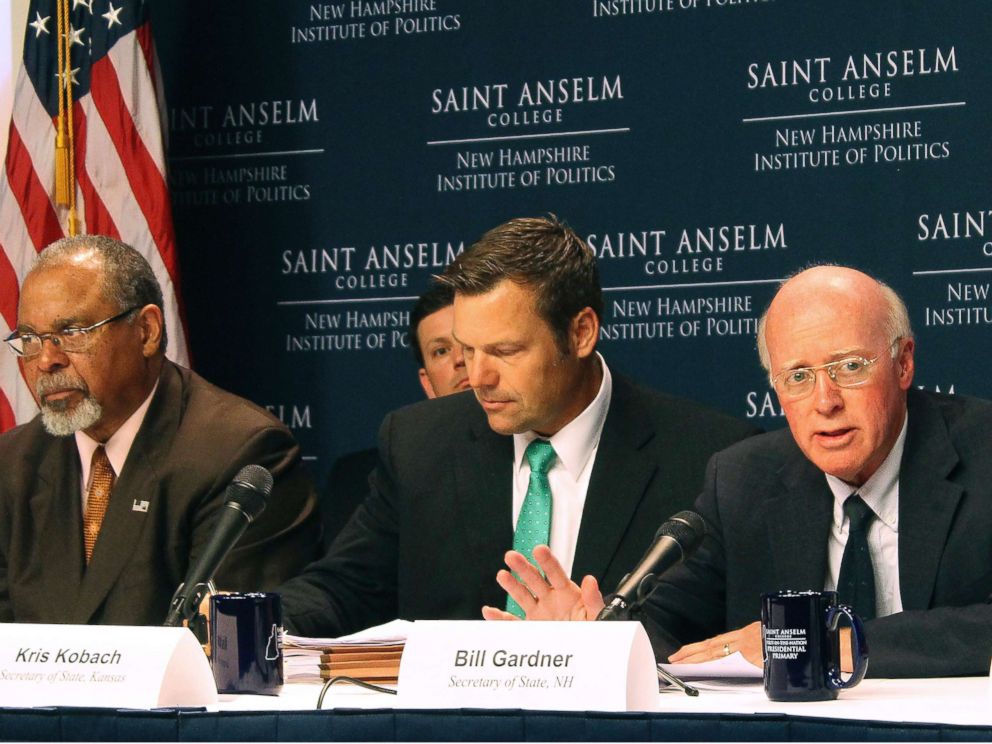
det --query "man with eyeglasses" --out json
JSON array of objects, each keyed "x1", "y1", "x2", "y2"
[
  {"x1": 0, "y1": 235, "x2": 321, "y2": 625},
  {"x1": 491, "y1": 265, "x2": 992, "y2": 678}
]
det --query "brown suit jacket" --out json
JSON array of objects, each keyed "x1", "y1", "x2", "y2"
[{"x1": 0, "y1": 360, "x2": 321, "y2": 625}]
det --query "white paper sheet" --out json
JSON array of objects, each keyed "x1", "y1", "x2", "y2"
[
  {"x1": 282, "y1": 619, "x2": 413, "y2": 648},
  {"x1": 658, "y1": 651, "x2": 762, "y2": 680}
]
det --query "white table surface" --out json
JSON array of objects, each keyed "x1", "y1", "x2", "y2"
[{"x1": 213, "y1": 676, "x2": 992, "y2": 727}]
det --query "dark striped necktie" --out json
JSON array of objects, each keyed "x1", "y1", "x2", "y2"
[{"x1": 837, "y1": 494, "x2": 877, "y2": 620}]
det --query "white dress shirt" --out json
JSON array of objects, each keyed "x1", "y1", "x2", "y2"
[
  {"x1": 511, "y1": 354, "x2": 612, "y2": 578},
  {"x1": 823, "y1": 413, "x2": 908, "y2": 617},
  {"x1": 75, "y1": 381, "x2": 158, "y2": 514}
]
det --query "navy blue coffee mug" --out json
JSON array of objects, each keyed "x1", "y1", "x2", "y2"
[
  {"x1": 209, "y1": 592, "x2": 284, "y2": 695},
  {"x1": 761, "y1": 590, "x2": 868, "y2": 702}
]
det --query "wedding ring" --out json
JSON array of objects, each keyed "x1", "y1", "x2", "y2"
[{"x1": 723, "y1": 643, "x2": 731, "y2": 657}]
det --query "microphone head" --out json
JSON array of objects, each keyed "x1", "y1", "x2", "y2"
[
  {"x1": 226, "y1": 464, "x2": 273, "y2": 522},
  {"x1": 655, "y1": 510, "x2": 705, "y2": 552}
]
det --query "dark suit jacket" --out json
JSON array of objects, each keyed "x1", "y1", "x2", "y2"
[
  {"x1": 0, "y1": 360, "x2": 321, "y2": 625},
  {"x1": 643, "y1": 388, "x2": 992, "y2": 677},
  {"x1": 280, "y1": 373, "x2": 760, "y2": 637},
  {"x1": 320, "y1": 447, "x2": 378, "y2": 550}
]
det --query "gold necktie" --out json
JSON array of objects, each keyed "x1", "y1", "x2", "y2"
[{"x1": 83, "y1": 446, "x2": 115, "y2": 564}]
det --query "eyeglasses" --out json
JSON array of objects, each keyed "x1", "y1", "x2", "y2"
[
  {"x1": 771, "y1": 340, "x2": 900, "y2": 400},
  {"x1": 4, "y1": 307, "x2": 141, "y2": 359}
]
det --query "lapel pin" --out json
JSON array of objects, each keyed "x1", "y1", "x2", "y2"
[{"x1": 132, "y1": 500, "x2": 150, "y2": 513}]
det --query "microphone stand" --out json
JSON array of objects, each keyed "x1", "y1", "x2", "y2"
[
  {"x1": 164, "y1": 580, "x2": 207, "y2": 627},
  {"x1": 598, "y1": 577, "x2": 700, "y2": 697},
  {"x1": 164, "y1": 580, "x2": 216, "y2": 645}
]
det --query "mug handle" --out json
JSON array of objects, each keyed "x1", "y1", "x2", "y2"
[{"x1": 824, "y1": 602, "x2": 869, "y2": 690}]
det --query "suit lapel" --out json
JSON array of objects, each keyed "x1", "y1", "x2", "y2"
[
  {"x1": 897, "y1": 391, "x2": 962, "y2": 611},
  {"x1": 453, "y1": 413, "x2": 513, "y2": 584},
  {"x1": 33, "y1": 440, "x2": 86, "y2": 618},
  {"x1": 765, "y1": 450, "x2": 834, "y2": 592},
  {"x1": 71, "y1": 363, "x2": 182, "y2": 624},
  {"x1": 572, "y1": 378, "x2": 657, "y2": 581}
]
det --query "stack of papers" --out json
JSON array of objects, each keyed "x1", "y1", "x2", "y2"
[{"x1": 282, "y1": 619, "x2": 412, "y2": 684}]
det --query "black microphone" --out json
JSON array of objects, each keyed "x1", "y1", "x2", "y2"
[
  {"x1": 163, "y1": 464, "x2": 273, "y2": 627},
  {"x1": 596, "y1": 510, "x2": 705, "y2": 621}
]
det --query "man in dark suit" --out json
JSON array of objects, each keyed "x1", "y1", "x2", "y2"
[
  {"x1": 0, "y1": 235, "x2": 320, "y2": 625},
  {"x1": 495, "y1": 265, "x2": 992, "y2": 677},
  {"x1": 279, "y1": 215, "x2": 758, "y2": 636}
]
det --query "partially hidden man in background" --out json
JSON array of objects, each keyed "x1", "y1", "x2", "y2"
[
  {"x1": 491, "y1": 265, "x2": 992, "y2": 678},
  {"x1": 319, "y1": 280, "x2": 469, "y2": 543},
  {"x1": 411, "y1": 280, "x2": 469, "y2": 400},
  {"x1": 279, "y1": 214, "x2": 759, "y2": 635},
  {"x1": 0, "y1": 235, "x2": 321, "y2": 625}
]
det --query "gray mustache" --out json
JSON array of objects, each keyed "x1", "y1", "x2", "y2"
[{"x1": 36, "y1": 372, "x2": 89, "y2": 400}]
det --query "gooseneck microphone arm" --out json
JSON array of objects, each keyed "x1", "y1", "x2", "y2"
[
  {"x1": 163, "y1": 464, "x2": 273, "y2": 627},
  {"x1": 595, "y1": 511, "x2": 706, "y2": 697},
  {"x1": 596, "y1": 510, "x2": 706, "y2": 621}
]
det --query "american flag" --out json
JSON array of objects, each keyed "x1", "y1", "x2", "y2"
[{"x1": 0, "y1": 0, "x2": 188, "y2": 433}]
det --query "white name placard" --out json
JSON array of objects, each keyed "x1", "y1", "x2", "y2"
[
  {"x1": 0, "y1": 623, "x2": 217, "y2": 708},
  {"x1": 396, "y1": 620, "x2": 657, "y2": 712}
]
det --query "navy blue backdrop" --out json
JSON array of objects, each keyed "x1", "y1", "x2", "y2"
[{"x1": 151, "y1": 1, "x2": 992, "y2": 488}]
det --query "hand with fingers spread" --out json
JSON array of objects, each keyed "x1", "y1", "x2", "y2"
[
  {"x1": 667, "y1": 621, "x2": 763, "y2": 667},
  {"x1": 481, "y1": 545, "x2": 606, "y2": 622}
]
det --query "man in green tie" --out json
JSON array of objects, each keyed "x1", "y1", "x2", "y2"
[{"x1": 279, "y1": 215, "x2": 758, "y2": 637}]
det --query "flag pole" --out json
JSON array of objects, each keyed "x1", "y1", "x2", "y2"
[
  {"x1": 54, "y1": 0, "x2": 70, "y2": 206},
  {"x1": 55, "y1": 0, "x2": 79, "y2": 234}
]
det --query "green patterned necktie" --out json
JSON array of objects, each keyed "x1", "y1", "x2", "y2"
[{"x1": 506, "y1": 439, "x2": 557, "y2": 618}]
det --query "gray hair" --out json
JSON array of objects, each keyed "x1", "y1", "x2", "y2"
[
  {"x1": 33, "y1": 235, "x2": 168, "y2": 348},
  {"x1": 756, "y1": 267, "x2": 913, "y2": 380}
]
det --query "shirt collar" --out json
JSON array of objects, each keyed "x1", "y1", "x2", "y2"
[
  {"x1": 825, "y1": 411, "x2": 907, "y2": 531},
  {"x1": 75, "y1": 379, "x2": 159, "y2": 478},
  {"x1": 513, "y1": 353, "x2": 612, "y2": 479}
]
